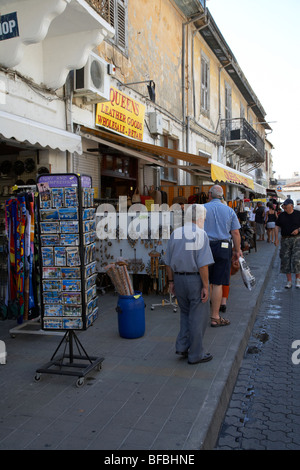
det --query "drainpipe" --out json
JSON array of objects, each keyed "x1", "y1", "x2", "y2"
[
  {"x1": 182, "y1": 12, "x2": 206, "y2": 151},
  {"x1": 191, "y1": 19, "x2": 210, "y2": 122},
  {"x1": 216, "y1": 61, "x2": 233, "y2": 166},
  {"x1": 65, "y1": 71, "x2": 74, "y2": 173}
]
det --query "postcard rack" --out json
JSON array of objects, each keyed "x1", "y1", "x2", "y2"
[{"x1": 35, "y1": 173, "x2": 103, "y2": 385}]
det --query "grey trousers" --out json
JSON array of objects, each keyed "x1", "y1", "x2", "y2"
[{"x1": 174, "y1": 274, "x2": 209, "y2": 363}]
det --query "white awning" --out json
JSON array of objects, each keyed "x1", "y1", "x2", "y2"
[
  {"x1": 0, "y1": 110, "x2": 82, "y2": 154},
  {"x1": 253, "y1": 182, "x2": 267, "y2": 196}
]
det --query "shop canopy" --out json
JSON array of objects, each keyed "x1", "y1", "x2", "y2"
[
  {"x1": 0, "y1": 110, "x2": 82, "y2": 154},
  {"x1": 80, "y1": 126, "x2": 211, "y2": 178},
  {"x1": 253, "y1": 182, "x2": 267, "y2": 196},
  {"x1": 267, "y1": 188, "x2": 287, "y2": 200},
  {"x1": 210, "y1": 160, "x2": 254, "y2": 190}
]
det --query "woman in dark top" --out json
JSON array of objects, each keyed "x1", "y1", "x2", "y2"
[
  {"x1": 254, "y1": 202, "x2": 265, "y2": 241},
  {"x1": 265, "y1": 202, "x2": 277, "y2": 243}
]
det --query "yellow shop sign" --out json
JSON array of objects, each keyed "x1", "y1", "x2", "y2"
[{"x1": 96, "y1": 87, "x2": 145, "y2": 141}]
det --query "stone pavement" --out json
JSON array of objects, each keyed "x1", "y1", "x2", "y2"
[
  {"x1": 215, "y1": 247, "x2": 300, "y2": 450},
  {"x1": 0, "y1": 241, "x2": 277, "y2": 451}
]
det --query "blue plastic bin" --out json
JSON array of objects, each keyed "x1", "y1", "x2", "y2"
[{"x1": 116, "y1": 291, "x2": 145, "y2": 339}]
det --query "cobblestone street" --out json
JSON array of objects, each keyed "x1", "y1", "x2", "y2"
[{"x1": 215, "y1": 248, "x2": 300, "y2": 450}]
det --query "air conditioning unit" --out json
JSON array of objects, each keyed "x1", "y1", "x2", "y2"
[
  {"x1": 149, "y1": 112, "x2": 163, "y2": 135},
  {"x1": 74, "y1": 52, "x2": 111, "y2": 103}
]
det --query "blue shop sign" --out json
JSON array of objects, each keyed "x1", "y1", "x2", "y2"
[{"x1": 0, "y1": 12, "x2": 19, "y2": 41}]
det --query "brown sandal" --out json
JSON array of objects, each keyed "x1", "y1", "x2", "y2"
[{"x1": 210, "y1": 316, "x2": 230, "y2": 327}]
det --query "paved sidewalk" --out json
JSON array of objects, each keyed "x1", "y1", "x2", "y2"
[
  {"x1": 0, "y1": 241, "x2": 277, "y2": 450},
  {"x1": 215, "y1": 247, "x2": 300, "y2": 450}
]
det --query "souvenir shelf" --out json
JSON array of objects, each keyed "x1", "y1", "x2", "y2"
[{"x1": 35, "y1": 173, "x2": 103, "y2": 386}]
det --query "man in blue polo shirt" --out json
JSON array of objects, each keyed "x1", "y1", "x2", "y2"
[{"x1": 204, "y1": 185, "x2": 242, "y2": 327}]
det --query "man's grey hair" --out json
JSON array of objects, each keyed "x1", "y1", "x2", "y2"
[
  {"x1": 209, "y1": 185, "x2": 223, "y2": 199},
  {"x1": 186, "y1": 204, "x2": 206, "y2": 223}
]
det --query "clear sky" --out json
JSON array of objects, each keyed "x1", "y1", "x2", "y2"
[{"x1": 207, "y1": 0, "x2": 300, "y2": 179}]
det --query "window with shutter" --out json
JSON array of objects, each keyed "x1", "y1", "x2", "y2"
[
  {"x1": 200, "y1": 53, "x2": 210, "y2": 116},
  {"x1": 108, "y1": 0, "x2": 127, "y2": 53},
  {"x1": 160, "y1": 135, "x2": 178, "y2": 183}
]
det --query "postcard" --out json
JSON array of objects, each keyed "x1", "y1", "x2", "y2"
[
  {"x1": 62, "y1": 279, "x2": 81, "y2": 292},
  {"x1": 61, "y1": 267, "x2": 81, "y2": 279},
  {"x1": 40, "y1": 209, "x2": 59, "y2": 221},
  {"x1": 51, "y1": 188, "x2": 64, "y2": 208},
  {"x1": 54, "y1": 247, "x2": 66, "y2": 266},
  {"x1": 60, "y1": 221, "x2": 78, "y2": 234},
  {"x1": 43, "y1": 291, "x2": 62, "y2": 304},
  {"x1": 60, "y1": 234, "x2": 79, "y2": 246},
  {"x1": 66, "y1": 247, "x2": 81, "y2": 266},
  {"x1": 41, "y1": 235, "x2": 60, "y2": 246},
  {"x1": 62, "y1": 318, "x2": 83, "y2": 329},
  {"x1": 41, "y1": 247, "x2": 54, "y2": 267},
  {"x1": 43, "y1": 318, "x2": 63, "y2": 329},
  {"x1": 40, "y1": 222, "x2": 60, "y2": 234},
  {"x1": 43, "y1": 267, "x2": 61, "y2": 279},
  {"x1": 58, "y1": 207, "x2": 78, "y2": 220},
  {"x1": 44, "y1": 305, "x2": 63, "y2": 316},
  {"x1": 43, "y1": 280, "x2": 62, "y2": 291},
  {"x1": 62, "y1": 292, "x2": 81, "y2": 305},
  {"x1": 63, "y1": 305, "x2": 82, "y2": 317}
]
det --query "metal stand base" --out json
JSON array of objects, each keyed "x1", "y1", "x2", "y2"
[
  {"x1": 35, "y1": 330, "x2": 104, "y2": 387},
  {"x1": 151, "y1": 293, "x2": 178, "y2": 312},
  {"x1": 10, "y1": 317, "x2": 64, "y2": 338}
]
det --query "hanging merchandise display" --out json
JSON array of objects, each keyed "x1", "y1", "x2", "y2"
[
  {"x1": 34, "y1": 173, "x2": 103, "y2": 387},
  {"x1": 4, "y1": 190, "x2": 37, "y2": 322}
]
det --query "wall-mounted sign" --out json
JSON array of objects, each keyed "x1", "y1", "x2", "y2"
[
  {"x1": 96, "y1": 87, "x2": 145, "y2": 142},
  {"x1": 0, "y1": 12, "x2": 19, "y2": 41}
]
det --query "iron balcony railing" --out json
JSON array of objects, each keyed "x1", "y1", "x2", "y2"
[
  {"x1": 86, "y1": 0, "x2": 111, "y2": 23},
  {"x1": 221, "y1": 118, "x2": 265, "y2": 162}
]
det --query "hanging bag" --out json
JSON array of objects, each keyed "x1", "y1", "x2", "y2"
[
  {"x1": 140, "y1": 185, "x2": 153, "y2": 205},
  {"x1": 132, "y1": 188, "x2": 141, "y2": 203},
  {"x1": 149, "y1": 185, "x2": 162, "y2": 205}
]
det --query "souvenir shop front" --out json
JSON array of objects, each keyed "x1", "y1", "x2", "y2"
[{"x1": 0, "y1": 125, "x2": 82, "y2": 328}]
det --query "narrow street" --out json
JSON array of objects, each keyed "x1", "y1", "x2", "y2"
[{"x1": 215, "y1": 246, "x2": 300, "y2": 450}]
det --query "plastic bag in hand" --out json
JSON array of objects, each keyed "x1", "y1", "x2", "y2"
[{"x1": 239, "y1": 257, "x2": 256, "y2": 290}]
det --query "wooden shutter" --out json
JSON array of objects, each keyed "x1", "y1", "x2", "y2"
[
  {"x1": 117, "y1": 0, "x2": 126, "y2": 50},
  {"x1": 109, "y1": 0, "x2": 127, "y2": 52},
  {"x1": 201, "y1": 55, "x2": 210, "y2": 115}
]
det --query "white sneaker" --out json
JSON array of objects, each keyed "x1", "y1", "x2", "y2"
[
  {"x1": 285, "y1": 281, "x2": 292, "y2": 289},
  {"x1": 296, "y1": 279, "x2": 300, "y2": 289}
]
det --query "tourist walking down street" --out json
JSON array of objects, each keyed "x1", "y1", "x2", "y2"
[
  {"x1": 265, "y1": 202, "x2": 277, "y2": 243},
  {"x1": 166, "y1": 204, "x2": 214, "y2": 364},
  {"x1": 254, "y1": 201, "x2": 265, "y2": 241},
  {"x1": 204, "y1": 185, "x2": 243, "y2": 327},
  {"x1": 275, "y1": 198, "x2": 300, "y2": 289}
]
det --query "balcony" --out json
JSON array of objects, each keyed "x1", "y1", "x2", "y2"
[
  {"x1": 220, "y1": 118, "x2": 265, "y2": 163},
  {"x1": 86, "y1": 0, "x2": 111, "y2": 23},
  {"x1": 0, "y1": 0, "x2": 114, "y2": 90}
]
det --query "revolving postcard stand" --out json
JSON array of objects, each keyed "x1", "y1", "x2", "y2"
[{"x1": 34, "y1": 173, "x2": 103, "y2": 387}]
